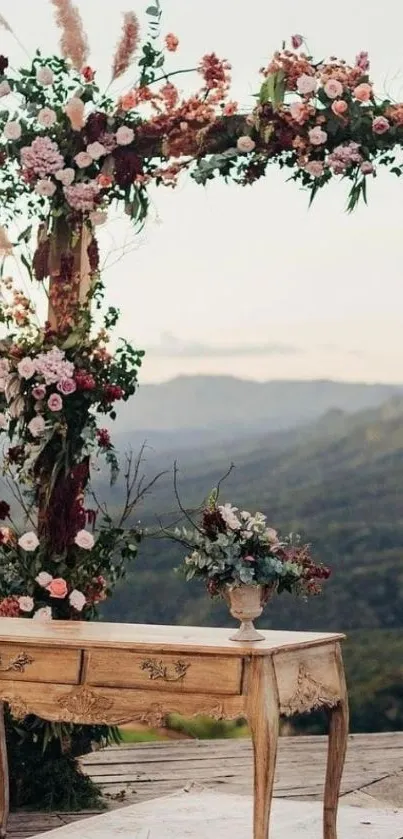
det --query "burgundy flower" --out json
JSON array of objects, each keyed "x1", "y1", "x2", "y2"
[
  {"x1": 33, "y1": 237, "x2": 50, "y2": 282},
  {"x1": 75, "y1": 372, "x2": 96, "y2": 391},
  {"x1": 96, "y1": 428, "x2": 111, "y2": 448},
  {"x1": 87, "y1": 236, "x2": 99, "y2": 272},
  {"x1": 0, "y1": 501, "x2": 10, "y2": 520},
  {"x1": 103, "y1": 384, "x2": 125, "y2": 402},
  {"x1": 113, "y1": 147, "x2": 142, "y2": 188},
  {"x1": 0, "y1": 56, "x2": 8, "y2": 75},
  {"x1": 85, "y1": 112, "x2": 107, "y2": 143}
]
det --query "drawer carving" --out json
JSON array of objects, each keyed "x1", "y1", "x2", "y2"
[
  {"x1": 0, "y1": 651, "x2": 33, "y2": 674},
  {"x1": 86, "y1": 650, "x2": 241, "y2": 695},
  {"x1": 0, "y1": 644, "x2": 80, "y2": 684},
  {"x1": 140, "y1": 658, "x2": 190, "y2": 683},
  {"x1": 281, "y1": 663, "x2": 339, "y2": 716},
  {"x1": 57, "y1": 687, "x2": 113, "y2": 722}
]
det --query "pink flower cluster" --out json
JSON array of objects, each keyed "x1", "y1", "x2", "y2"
[
  {"x1": 64, "y1": 181, "x2": 100, "y2": 211},
  {"x1": 34, "y1": 347, "x2": 74, "y2": 385},
  {"x1": 20, "y1": 136, "x2": 64, "y2": 178},
  {"x1": 327, "y1": 142, "x2": 362, "y2": 174}
]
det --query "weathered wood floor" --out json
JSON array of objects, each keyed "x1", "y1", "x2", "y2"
[{"x1": 10, "y1": 733, "x2": 403, "y2": 838}]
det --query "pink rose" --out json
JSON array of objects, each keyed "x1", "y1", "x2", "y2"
[
  {"x1": 32, "y1": 385, "x2": 46, "y2": 400},
  {"x1": 55, "y1": 168, "x2": 75, "y2": 187},
  {"x1": 353, "y1": 83, "x2": 372, "y2": 103},
  {"x1": 37, "y1": 107, "x2": 57, "y2": 128},
  {"x1": 305, "y1": 160, "x2": 324, "y2": 178},
  {"x1": 87, "y1": 142, "x2": 106, "y2": 160},
  {"x1": 372, "y1": 116, "x2": 390, "y2": 134},
  {"x1": 18, "y1": 596, "x2": 34, "y2": 613},
  {"x1": 324, "y1": 79, "x2": 343, "y2": 99},
  {"x1": 36, "y1": 571, "x2": 53, "y2": 588},
  {"x1": 74, "y1": 529, "x2": 95, "y2": 550},
  {"x1": 18, "y1": 357, "x2": 35, "y2": 379},
  {"x1": 90, "y1": 210, "x2": 107, "y2": 226},
  {"x1": 57, "y1": 378, "x2": 77, "y2": 396},
  {"x1": 4, "y1": 121, "x2": 21, "y2": 141},
  {"x1": 35, "y1": 179, "x2": 57, "y2": 197},
  {"x1": 28, "y1": 416, "x2": 45, "y2": 437},
  {"x1": 296, "y1": 74, "x2": 317, "y2": 96},
  {"x1": 360, "y1": 161, "x2": 374, "y2": 175},
  {"x1": 48, "y1": 393, "x2": 63, "y2": 412},
  {"x1": 18, "y1": 531, "x2": 39, "y2": 552},
  {"x1": 33, "y1": 606, "x2": 52, "y2": 622},
  {"x1": 0, "y1": 81, "x2": 11, "y2": 97},
  {"x1": 75, "y1": 151, "x2": 93, "y2": 168},
  {"x1": 291, "y1": 34, "x2": 303, "y2": 49},
  {"x1": 308, "y1": 126, "x2": 327, "y2": 146},
  {"x1": 115, "y1": 126, "x2": 134, "y2": 146},
  {"x1": 36, "y1": 66, "x2": 54, "y2": 86},
  {"x1": 47, "y1": 578, "x2": 68, "y2": 599},
  {"x1": 69, "y1": 589, "x2": 86, "y2": 611},
  {"x1": 331, "y1": 100, "x2": 348, "y2": 116},
  {"x1": 237, "y1": 136, "x2": 256, "y2": 153},
  {"x1": 244, "y1": 555, "x2": 256, "y2": 562},
  {"x1": 65, "y1": 97, "x2": 85, "y2": 131},
  {"x1": 290, "y1": 102, "x2": 306, "y2": 124}
]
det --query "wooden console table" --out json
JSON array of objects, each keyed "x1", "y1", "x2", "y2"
[{"x1": 0, "y1": 619, "x2": 348, "y2": 839}]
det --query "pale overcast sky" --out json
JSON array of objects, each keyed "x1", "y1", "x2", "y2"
[{"x1": 2, "y1": 0, "x2": 403, "y2": 383}]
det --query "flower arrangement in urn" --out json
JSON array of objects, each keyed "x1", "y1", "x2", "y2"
[{"x1": 173, "y1": 490, "x2": 330, "y2": 641}]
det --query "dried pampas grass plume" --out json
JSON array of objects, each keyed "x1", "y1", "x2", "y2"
[
  {"x1": 111, "y1": 11, "x2": 140, "y2": 81},
  {"x1": 50, "y1": 0, "x2": 89, "y2": 70},
  {"x1": 0, "y1": 13, "x2": 12, "y2": 32}
]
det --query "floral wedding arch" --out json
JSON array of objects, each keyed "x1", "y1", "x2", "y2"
[{"x1": 0, "y1": 2, "x2": 400, "y2": 630}]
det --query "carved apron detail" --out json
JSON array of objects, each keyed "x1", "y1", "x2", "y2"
[
  {"x1": 1, "y1": 695, "x2": 29, "y2": 720},
  {"x1": 57, "y1": 687, "x2": 114, "y2": 723},
  {"x1": 281, "y1": 664, "x2": 340, "y2": 716}
]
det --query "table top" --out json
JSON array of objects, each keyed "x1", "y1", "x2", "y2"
[{"x1": 0, "y1": 619, "x2": 344, "y2": 657}]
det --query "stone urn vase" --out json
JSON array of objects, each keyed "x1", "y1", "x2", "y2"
[{"x1": 224, "y1": 583, "x2": 275, "y2": 642}]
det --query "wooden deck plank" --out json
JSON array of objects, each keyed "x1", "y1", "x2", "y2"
[{"x1": 9, "y1": 734, "x2": 403, "y2": 838}]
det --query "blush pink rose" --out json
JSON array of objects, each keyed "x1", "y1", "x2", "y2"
[
  {"x1": 116, "y1": 126, "x2": 134, "y2": 146},
  {"x1": 244, "y1": 555, "x2": 256, "y2": 562},
  {"x1": 74, "y1": 151, "x2": 93, "y2": 168},
  {"x1": 18, "y1": 596, "x2": 34, "y2": 613},
  {"x1": 57, "y1": 378, "x2": 77, "y2": 396},
  {"x1": 36, "y1": 66, "x2": 54, "y2": 86},
  {"x1": 324, "y1": 79, "x2": 343, "y2": 99},
  {"x1": 18, "y1": 357, "x2": 35, "y2": 379},
  {"x1": 353, "y1": 83, "x2": 372, "y2": 103},
  {"x1": 296, "y1": 74, "x2": 317, "y2": 95},
  {"x1": 69, "y1": 589, "x2": 86, "y2": 611},
  {"x1": 331, "y1": 100, "x2": 348, "y2": 116},
  {"x1": 33, "y1": 606, "x2": 52, "y2": 622},
  {"x1": 290, "y1": 102, "x2": 306, "y2": 124},
  {"x1": 48, "y1": 393, "x2": 63, "y2": 412},
  {"x1": 28, "y1": 416, "x2": 45, "y2": 437},
  {"x1": 47, "y1": 578, "x2": 68, "y2": 599},
  {"x1": 74, "y1": 529, "x2": 95, "y2": 550},
  {"x1": 305, "y1": 160, "x2": 324, "y2": 177},
  {"x1": 18, "y1": 531, "x2": 39, "y2": 551},
  {"x1": 372, "y1": 116, "x2": 390, "y2": 134},
  {"x1": 237, "y1": 135, "x2": 255, "y2": 153},
  {"x1": 308, "y1": 126, "x2": 327, "y2": 146},
  {"x1": 37, "y1": 107, "x2": 57, "y2": 128},
  {"x1": 55, "y1": 168, "x2": 75, "y2": 187},
  {"x1": 4, "y1": 121, "x2": 21, "y2": 141},
  {"x1": 36, "y1": 571, "x2": 53, "y2": 587}
]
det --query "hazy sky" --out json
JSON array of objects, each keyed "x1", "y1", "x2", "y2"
[{"x1": 2, "y1": 0, "x2": 403, "y2": 383}]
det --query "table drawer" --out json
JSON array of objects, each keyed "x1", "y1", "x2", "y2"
[
  {"x1": 85, "y1": 650, "x2": 242, "y2": 695},
  {"x1": 0, "y1": 644, "x2": 80, "y2": 685}
]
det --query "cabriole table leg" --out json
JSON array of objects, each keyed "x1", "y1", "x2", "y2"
[
  {"x1": 246, "y1": 656, "x2": 279, "y2": 839},
  {"x1": 0, "y1": 703, "x2": 9, "y2": 839},
  {"x1": 323, "y1": 645, "x2": 349, "y2": 839}
]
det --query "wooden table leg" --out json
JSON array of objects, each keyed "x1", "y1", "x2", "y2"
[
  {"x1": 323, "y1": 645, "x2": 349, "y2": 839},
  {"x1": 246, "y1": 656, "x2": 279, "y2": 839},
  {"x1": 0, "y1": 704, "x2": 9, "y2": 838}
]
